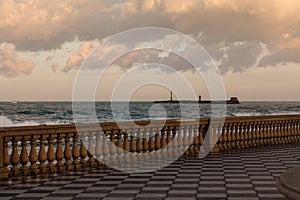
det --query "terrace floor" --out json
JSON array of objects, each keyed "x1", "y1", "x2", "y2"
[{"x1": 1, "y1": 144, "x2": 300, "y2": 200}]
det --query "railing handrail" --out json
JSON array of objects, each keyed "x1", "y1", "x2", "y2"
[
  {"x1": 1, "y1": 114, "x2": 299, "y2": 136},
  {"x1": 0, "y1": 118, "x2": 210, "y2": 136}
]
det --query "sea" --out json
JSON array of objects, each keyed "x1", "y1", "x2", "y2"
[{"x1": 0, "y1": 101, "x2": 300, "y2": 127}]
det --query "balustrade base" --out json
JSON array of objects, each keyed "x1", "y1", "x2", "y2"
[
  {"x1": 39, "y1": 167, "x2": 48, "y2": 174},
  {"x1": 210, "y1": 145, "x2": 220, "y2": 154},
  {"x1": 0, "y1": 168, "x2": 9, "y2": 179}
]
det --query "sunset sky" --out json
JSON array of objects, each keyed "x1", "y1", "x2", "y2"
[{"x1": 0, "y1": 0, "x2": 300, "y2": 101}]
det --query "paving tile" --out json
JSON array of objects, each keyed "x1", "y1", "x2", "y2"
[{"x1": 2, "y1": 144, "x2": 300, "y2": 200}]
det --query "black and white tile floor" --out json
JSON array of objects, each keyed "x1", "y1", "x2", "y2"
[{"x1": 1, "y1": 144, "x2": 300, "y2": 200}]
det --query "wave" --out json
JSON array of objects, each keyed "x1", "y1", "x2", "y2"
[
  {"x1": 232, "y1": 111, "x2": 300, "y2": 117},
  {"x1": 0, "y1": 115, "x2": 70, "y2": 127},
  {"x1": 0, "y1": 116, "x2": 14, "y2": 127}
]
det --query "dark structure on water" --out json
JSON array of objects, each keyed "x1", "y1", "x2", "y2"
[{"x1": 154, "y1": 91, "x2": 240, "y2": 104}]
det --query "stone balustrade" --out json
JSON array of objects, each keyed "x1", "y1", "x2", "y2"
[{"x1": 0, "y1": 115, "x2": 299, "y2": 179}]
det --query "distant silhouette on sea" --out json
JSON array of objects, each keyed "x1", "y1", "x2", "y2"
[{"x1": 154, "y1": 91, "x2": 240, "y2": 104}]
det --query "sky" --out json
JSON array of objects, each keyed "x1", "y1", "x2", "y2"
[{"x1": 0, "y1": 0, "x2": 300, "y2": 101}]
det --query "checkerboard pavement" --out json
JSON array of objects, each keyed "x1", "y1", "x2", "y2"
[{"x1": 1, "y1": 144, "x2": 300, "y2": 200}]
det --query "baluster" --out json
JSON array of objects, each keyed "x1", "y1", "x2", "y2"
[
  {"x1": 95, "y1": 132, "x2": 102, "y2": 167},
  {"x1": 277, "y1": 121, "x2": 283, "y2": 144},
  {"x1": 263, "y1": 122, "x2": 268, "y2": 146},
  {"x1": 172, "y1": 127, "x2": 179, "y2": 157},
  {"x1": 136, "y1": 130, "x2": 143, "y2": 153},
  {"x1": 251, "y1": 122, "x2": 257, "y2": 147},
  {"x1": 166, "y1": 127, "x2": 171, "y2": 146},
  {"x1": 177, "y1": 127, "x2": 183, "y2": 153},
  {"x1": 129, "y1": 130, "x2": 137, "y2": 163},
  {"x1": 29, "y1": 136, "x2": 39, "y2": 174},
  {"x1": 88, "y1": 133, "x2": 96, "y2": 167},
  {"x1": 229, "y1": 124, "x2": 235, "y2": 150},
  {"x1": 123, "y1": 131, "x2": 130, "y2": 152},
  {"x1": 166, "y1": 127, "x2": 173, "y2": 157},
  {"x1": 155, "y1": 128, "x2": 161, "y2": 151},
  {"x1": 117, "y1": 130, "x2": 123, "y2": 163},
  {"x1": 183, "y1": 126, "x2": 189, "y2": 156},
  {"x1": 295, "y1": 120, "x2": 300, "y2": 142},
  {"x1": 80, "y1": 133, "x2": 88, "y2": 168},
  {"x1": 20, "y1": 136, "x2": 29, "y2": 175},
  {"x1": 217, "y1": 125, "x2": 223, "y2": 152},
  {"x1": 260, "y1": 122, "x2": 265, "y2": 145},
  {"x1": 286, "y1": 120, "x2": 291, "y2": 143},
  {"x1": 123, "y1": 131, "x2": 130, "y2": 163},
  {"x1": 244, "y1": 122, "x2": 251, "y2": 149},
  {"x1": 291, "y1": 120, "x2": 295, "y2": 142},
  {"x1": 142, "y1": 129, "x2": 149, "y2": 160},
  {"x1": 198, "y1": 125, "x2": 204, "y2": 153},
  {"x1": 239, "y1": 123, "x2": 245, "y2": 149},
  {"x1": 291, "y1": 120, "x2": 296, "y2": 142},
  {"x1": 189, "y1": 126, "x2": 195, "y2": 155},
  {"x1": 226, "y1": 124, "x2": 232, "y2": 151},
  {"x1": 292, "y1": 120, "x2": 297, "y2": 143},
  {"x1": 64, "y1": 133, "x2": 73, "y2": 170},
  {"x1": 47, "y1": 135, "x2": 56, "y2": 173},
  {"x1": 130, "y1": 131, "x2": 137, "y2": 153},
  {"x1": 266, "y1": 121, "x2": 271, "y2": 145},
  {"x1": 247, "y1": 122, "x2": 251, "y2": 148},
  {"x1": 234, "y1": 123, "x2": 240, "y2": 150},
  {"x1": 263, "y1": 121, "x2": 268, "y2": 145},
  {"x1": 287, "y1": 120, "x2": 292, "y2": 143},
  {"x1": 72, "y1": 134, "x2": 81, "y2": 169},
  {"x1": 253, "y1": 122, "x2": 259, "y2": 147},
  {"x1": 56, "y1": 134, "x2": 65, "y2": 172},
  {"x1": 154, "y1": 128, "x2": 161, "y2": 159},
  {"x1": 108, "y1": 130, "x2": 117, "y2": 165},
  {"x1": 3, "y1": 137, "x2": 10, "y2": 175},
  {"x1": 283, "y1": 121, "x2": 288, "y2": 144},
  {"x1": 270, "y1": 121, "x2": 275, "y2": 145},
  {"x1": 101, "y1": 131, "x2": 110, "y2": 166},
  {"x1": 148, "y1": 129, "x2": 155, "y2": 153},
  {"x1": 267, "y1": 121, "x2": 272, "y2": 145},
  {"x1": 273, "y1": 121, "x2": 279, "y2": 145},
  {"x1": 244, "y1": 123, "x2": 249, "y2": 148},
  {"x1": 142, "y1": 129, "x2": 148, "y2": 153},
  {"x1": 254, "y1": 121, "x2": 261, "y2": 147},
  {"x1": 38, "y1": 135, "x2": 47, "y2": 173},
  {"x1": 221, "y1": 124, "x2": 227, "y2": 152},
  {"x1": 257, "y1": 122, "x2": 263, "y2": 146},
  {"x1": 280, "y1": 121, "x2": 286, "y2": 144},
  {"x1": 269, "y1": 121, "x2": 273, "y2": 145},
  {"x1": 296, "y1": 120, "x2": 300, "y2": 142},
  {"x1": 192, "y1": 125, "x2": 199, "y2": 154},
  {"x1": 278, "y1": 121, "x2": 283, "y2": 144},
  {"x1": 161, "y1": 128, "x2": 167, "y2": 149},
  {"x1": 11, "y1": 136, "x2": 20, "y2": 176},
  {"x1": 211, "y1": 124, "x2": 220, "y2": 153},
  {"x1": 257, "y1": 121, "x2": 263, "y2": 147},
  {"x1": 136, "y1": 130, "x2": 143, "y2": 161}
]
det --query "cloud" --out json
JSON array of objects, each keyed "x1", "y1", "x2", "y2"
[
  {"x1": 0, "y1": 43, "x2": 34, "y2": 77},
  {"x1": 63, "y1": 40, "x2": 100, "y2": 72},
  {"x1": 51, "y1": 63, "x2": 59, "y2": 72},
  {"x1": 1, "y1": 0, "x2": 300, "y2": 73}
]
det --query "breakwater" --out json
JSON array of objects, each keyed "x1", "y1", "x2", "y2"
[{"x1": 0, "y1": 115, "x2": 299, "y2": 178}]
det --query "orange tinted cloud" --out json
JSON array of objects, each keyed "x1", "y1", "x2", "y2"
[
  {"x1": 0, "y1": 43, "x2": 34, "y2": 77},
  {"x1": 1, "y1": 0, "x2": 300, "y2": 74}
]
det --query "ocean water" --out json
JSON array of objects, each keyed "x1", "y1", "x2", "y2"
[{"x1": 0, "y1": 101, "x2": 299, "y2": 127}]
